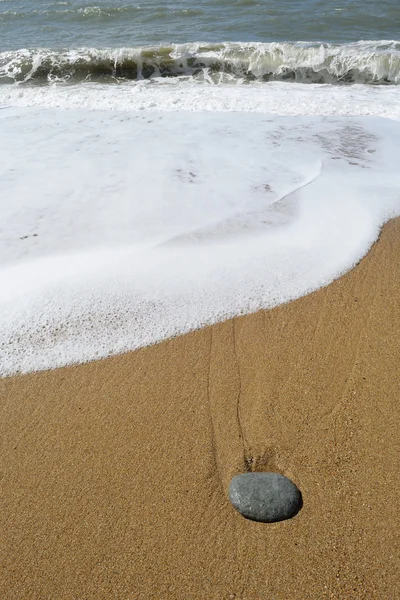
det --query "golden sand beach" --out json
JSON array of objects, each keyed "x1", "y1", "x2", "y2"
[{"x1": 1, "y1": 219, "x2": 399, "y2": 599}]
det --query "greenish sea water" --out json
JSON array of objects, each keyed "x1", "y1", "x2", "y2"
[{"x1": 1, "y1": 0, "x2": 399, "y2": 50}]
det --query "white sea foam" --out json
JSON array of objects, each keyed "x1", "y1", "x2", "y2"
[
  {"x1": 0, "y1": 80, "x2": 400, "y2": 119},
  {"x1": 0, "y1": 107, "x2": 399, "y2": 375}
]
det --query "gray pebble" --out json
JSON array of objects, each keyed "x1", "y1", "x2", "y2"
[{"x1": 228, "y1": 472, "x2": 302, "y2": 523}]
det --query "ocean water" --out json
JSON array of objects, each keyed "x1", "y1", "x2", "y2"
[
  {"x1": 1, "y1": 0, "x2": 400, "y2": 85},
  {"x1": 1, "y1": 0, "x2": 400, "y2": 49},
  {"x1": 0, "y1": 1, "x2": 400, "y2": 375}
]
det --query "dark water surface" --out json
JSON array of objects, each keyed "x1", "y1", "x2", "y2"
[{"x1": 0, "y1": 0, "x2": 399, "y2": 51}]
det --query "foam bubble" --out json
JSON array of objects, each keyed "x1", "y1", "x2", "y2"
[{"x1": 0, "y1": 109, "x2": 399, "y2": 375}]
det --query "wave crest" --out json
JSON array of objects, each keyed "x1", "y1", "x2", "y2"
[{"x1": 0, "y1": 41, "x2": 399, "y2": 85}]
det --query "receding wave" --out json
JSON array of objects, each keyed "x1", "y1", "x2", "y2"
[{"x1": 0, "y1": 41, "x2": 399, "y2": 85}]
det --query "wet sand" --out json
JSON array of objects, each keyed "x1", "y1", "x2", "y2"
[{"x1": 1, "y1": 219, "x2": 399, "y2": 599}]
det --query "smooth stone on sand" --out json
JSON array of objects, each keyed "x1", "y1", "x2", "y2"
[{"x1": 228, "y1": 472, "x2": 302, "y2": 523}]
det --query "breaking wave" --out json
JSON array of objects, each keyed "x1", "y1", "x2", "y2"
[{"x1": 0, "y1": 41, "x2": 399, "y2": 85}]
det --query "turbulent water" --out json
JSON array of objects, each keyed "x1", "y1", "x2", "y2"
[
  {"x1": 0, "y1": 1, "x2": 399, "y2": 375},
  {"x1": 1, "y1": 0, "x2": 400, "y2": 85},
  {"x1": 1, "y1": 41, "x2": 400, "y2": 85}
]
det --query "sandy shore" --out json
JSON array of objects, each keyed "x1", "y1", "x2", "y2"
[{"x1": 1, "y1": 219, "x2": 399, "y2": 599}]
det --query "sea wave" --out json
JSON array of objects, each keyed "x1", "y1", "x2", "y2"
[{"x1": 0, "y1": 41, "x2": 399, "y2": 85}]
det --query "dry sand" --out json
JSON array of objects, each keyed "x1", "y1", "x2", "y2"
[{"x1": 1, "y1": 219, "x2": 399, "y2": 600}]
